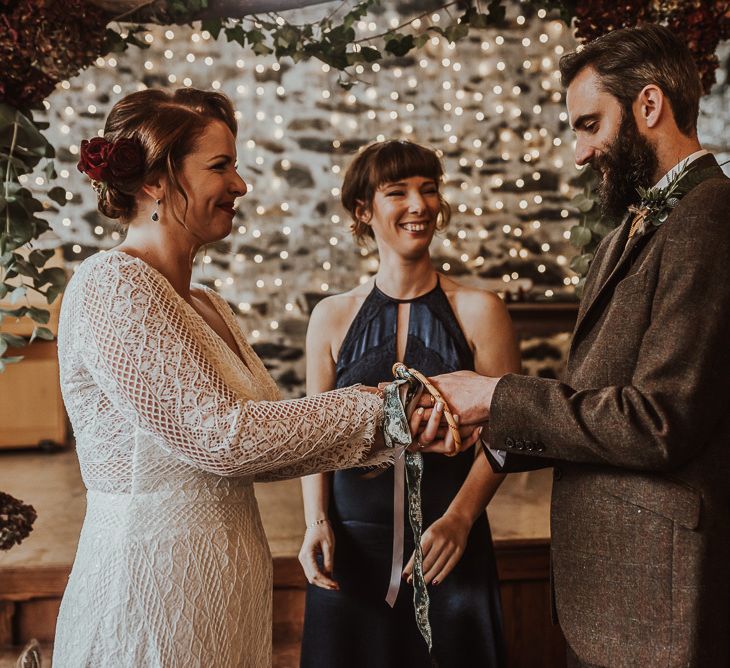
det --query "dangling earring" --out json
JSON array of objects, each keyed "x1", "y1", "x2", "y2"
[{"x1": 151, "y1": 199, "x2": 160, "y2": 222}]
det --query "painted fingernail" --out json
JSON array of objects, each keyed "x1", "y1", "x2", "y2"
[
  {"x1": 432, "y1": 579, "x2": 439, "y2": 586},
  {"x1": 454, "y1": 414, "x2": 460, "y2": 424},
  {"x1": 417, "y1": 407, "x2": 425, "y2": 415},
  {"x1": 477, "y1": 426, "x2": 483, "y2": 436},
  {"x1": 435, "y1": 401, "x2": 443, "y2": 412}
]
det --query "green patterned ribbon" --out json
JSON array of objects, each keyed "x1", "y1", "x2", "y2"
[{"x1": 382, "y1": 374, "x2": 432, "y2": 652}]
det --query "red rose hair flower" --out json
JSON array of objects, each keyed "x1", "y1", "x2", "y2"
[
  {"x1": 77, "y1": 137, "x2": 111, "y2": 182},
  {"x1": 77, "y1": 136, "x2": 145, "y2": 184}
]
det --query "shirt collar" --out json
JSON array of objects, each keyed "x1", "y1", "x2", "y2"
[{"x1": 653, "y1": 148, "x2": 710, "y2": 190}]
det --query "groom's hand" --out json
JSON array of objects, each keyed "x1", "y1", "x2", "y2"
[{"x1": 418, "y1": 371, "x2": 499, "y2": 426}]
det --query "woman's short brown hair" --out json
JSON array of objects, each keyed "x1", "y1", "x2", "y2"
[
  {"x1": 341, "y1": 140, "x2": 451, "y2": 244},
  {"x1": 96, "y1": 88, "x2": 237, "y2": 220}
]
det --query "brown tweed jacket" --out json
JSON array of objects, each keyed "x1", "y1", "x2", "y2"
[{"x1": 488, "y1": 154, "x2": 730, "y2": 667}]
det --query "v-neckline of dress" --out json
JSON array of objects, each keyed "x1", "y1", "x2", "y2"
[{"x1": 107, "y1": 249, "x2": 259, "y2": 380}]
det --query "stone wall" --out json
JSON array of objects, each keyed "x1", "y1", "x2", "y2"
[{"x1": 29, "y1": 1, "x2": 730, "y2": 396}]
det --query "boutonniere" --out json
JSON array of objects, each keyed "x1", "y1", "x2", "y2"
[{"x1": 628, "y1": 159, "x2": 695, "y2": 239}]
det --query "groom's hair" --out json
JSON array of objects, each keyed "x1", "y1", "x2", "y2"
[{"x1": 559, "y1": 24, "x2": 702, "y2": 136}]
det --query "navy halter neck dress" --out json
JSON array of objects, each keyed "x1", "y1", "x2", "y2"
[{"x1": 300, "y1": 279, "x2": 505, "y2": 668}]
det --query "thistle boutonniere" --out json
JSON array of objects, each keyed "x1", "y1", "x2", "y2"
[{"x1": 628, "y1": 158, "x2": 695, "y2": 239}]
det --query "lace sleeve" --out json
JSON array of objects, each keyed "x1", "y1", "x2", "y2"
[{"x1": 71, "y1": 253, "x2": 385, "y2": 478}]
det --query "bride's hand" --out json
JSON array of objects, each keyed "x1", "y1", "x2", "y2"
[{"x1": 408, "y1": 405, "x2": 483, "y2": 456}]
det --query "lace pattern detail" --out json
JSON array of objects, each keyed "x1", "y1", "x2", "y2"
[{"x1": 53, "y1": 250, "x2": 387, "y2": 667}]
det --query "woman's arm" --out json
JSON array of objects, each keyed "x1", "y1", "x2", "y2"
[
  {"x1": 298, "y1": 297, "x2": 346, "y2": 589},
  {"x1": 73, "y1": 253, "x2": 385, "y2": 479},
  {"x1": 404, "y1": 288, "x2": 520, "y2": 585}
]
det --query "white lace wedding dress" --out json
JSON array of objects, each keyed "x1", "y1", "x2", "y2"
[{"x1": 53, "y1": 250, "x2": 386, "y2": 667}]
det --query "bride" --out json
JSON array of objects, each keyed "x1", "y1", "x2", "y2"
[{"x1": 54, "y1": 88, "x2": 477, "y2": 667}]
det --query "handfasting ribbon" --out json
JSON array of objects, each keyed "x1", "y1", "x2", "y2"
[
  {"x1": 382, "y1": 378, "x2": 415, "y2": 608},
  {"x1": 382, "y1": 371, "x2": 432, "y2": 652},
  {"x1": 393, "y1": 362, "x2": 462, "y2": 452},
  {"x1": 381, "y1": 363, "x2": 462, "y2": 653}
]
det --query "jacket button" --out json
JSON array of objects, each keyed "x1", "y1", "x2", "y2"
[
  {"x1": 554, "y1": 467, "x2": 563, "y2": 480},
  {"x1": 505, "y1": 437, "x2": 515, "y2": 448},
  {"x1": 536, "y1": 442, "x2": 545, "y2": 453},
  {"x1": 515, "y1": 439, "x2": 525, "y2": 450}
]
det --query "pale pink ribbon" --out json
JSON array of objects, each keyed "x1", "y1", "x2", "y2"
[{"x1": 385, "y1": 383, "x2": 423, "y2": 607}]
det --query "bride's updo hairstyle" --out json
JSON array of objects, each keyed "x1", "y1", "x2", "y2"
[
  {"x1": 77, "y1": 88, "x2": 237, "y2": 221},
  {"x1": 341, "y1": 139, "x2": 451, "y2": 245}
]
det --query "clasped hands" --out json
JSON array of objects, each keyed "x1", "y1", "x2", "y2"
[
  {"x1": 374, "y1": 369, "x2": 500, "y2": 457},
  {"x1": 301, "y1": 371, "x2": 501, "y2": 591}
]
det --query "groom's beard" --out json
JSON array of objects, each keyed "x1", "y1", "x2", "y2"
[{"x1": 592, "y1": 111, "x2": 659, "y2": 219}]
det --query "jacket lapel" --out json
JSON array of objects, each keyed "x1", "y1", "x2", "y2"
[
  {"x1": 571, "y1": 153, "x2": 724, "y2": 348},
  {"x1": 572, "y1": 212, "x2": 631, "y2": 336}
]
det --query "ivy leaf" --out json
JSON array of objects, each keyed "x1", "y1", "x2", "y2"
[
  {"x1": 246, "y1": 29, "x2": 265, "y2": 45},
  {"x1": 48, "y1": 186, "x2": 67, "y2": 206},
  {"x1": 252, "y1": 41, "x2": 273, "y2": 56},
  {"x1": 414, "y1": 34, "x2": 430, "y2": 48},
  {"x1": 224, "y1": 24, "x2": 246, "y2": 47},
  {"x1": 105, "y1": 29, "x2": 128, "y2": 53},
  {"x1": 384, "y1": 34, "x2": 415, "y2": 57},
  {"x1": 201, "y1": 19, "x2": 223, "y2": 40},
  {"x1": 462, "y1": 9, "x2": 491, "y2": 29},
  {"x1": 444, "y1": 22, "x2": 469, "y2": 43},
  {"x1": 360, "y1": 46, "x2": 381, "y2": 62},
  {"x1": 342, "y1": 0, "x2": 373, "y2": 29},
  {"x1": 569, "y1": 225, "x2": 593, "y2": 248},
  {"x1": 485, "y1": 0, "x2": 507, "y2": 25},
  {"x1": 30, "y1": 326, "x2": 55, "y2": 343}
]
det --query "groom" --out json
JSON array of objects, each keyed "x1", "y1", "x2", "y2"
[{"x1": 425, "y1": 24, "x2": 730, "y2": 667}]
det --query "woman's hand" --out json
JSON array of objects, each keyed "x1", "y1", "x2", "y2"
[
  {"x1": 298, "y1": 521, "x2": 339, "y2": 591},
  {"x1": 409, "y1": 405, "x2": 483, "y2": 455},
  {"x1": 403, "y1": 511, "x2": 471, "y2": 586}
]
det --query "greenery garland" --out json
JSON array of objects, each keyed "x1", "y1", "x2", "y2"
[{"x1": 0, "y1": 0, "x2": 728, "y2": 368}]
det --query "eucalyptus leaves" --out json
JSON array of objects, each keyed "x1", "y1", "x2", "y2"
[
  {"x1": 0, "y1": 104, "x2": 67, "y2": 370},
  {"x1": 568, "y1": 168, "x2": 619, "y2": 295}
]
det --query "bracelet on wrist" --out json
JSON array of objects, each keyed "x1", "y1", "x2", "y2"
[{"x1": 307, "y1": 518, "x2": 329, "y2": 529}]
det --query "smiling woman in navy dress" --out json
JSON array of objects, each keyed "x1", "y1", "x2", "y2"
[{"x1": 298, "y1": 140, "x2": 520, "y2": 667}]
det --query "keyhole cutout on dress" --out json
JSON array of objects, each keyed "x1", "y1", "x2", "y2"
[{"x1": 396, "y1": 302, "x2": 411, "y2": 362}]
